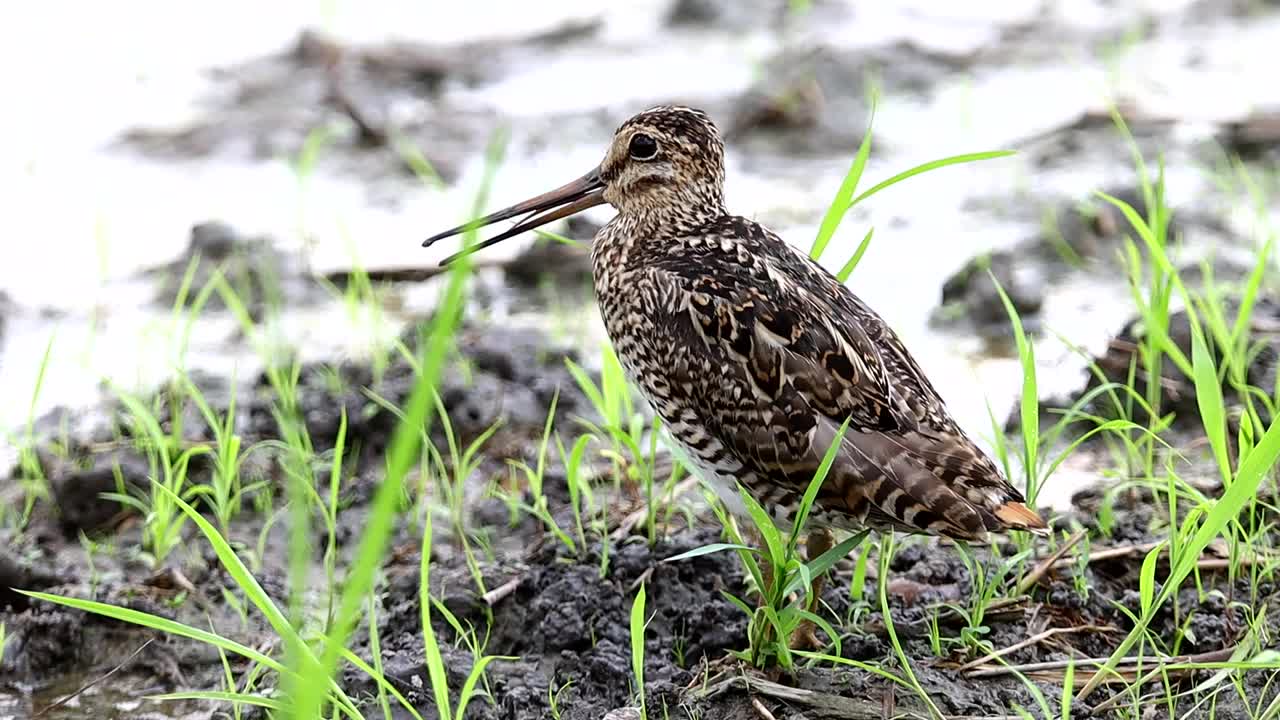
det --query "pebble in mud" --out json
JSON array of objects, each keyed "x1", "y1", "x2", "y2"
[
  {"x1": 147, "y1": 220, "x2": 325, "y2": 317},
  {"x1": 1072, "y1": 296, "x2": 1280, "y2": 428},
  {"x1": 45, "y1": 449, "x2": 150, "y2": 536},
  {"x1": 727, "y1": 42, "x2": 963, "y2": 154},
  {"x1": 29, "y1": 403, "x2": 119, "y2": 449},
  {"x1": 938, "y1": 249, "x2": 1043, "y2": 329},
  {"x1": 1219, "y1": 107, "x2": 1280, "y2": 159},
  {"x1": 0, "y1": 550, "x2": 64, "y2": 611},
  {"x1": 665, "y1": 0, "x2": 785, "y2": 28},
  {"x1": 934, "y1": 185, "x2": 1183, "y2": 336}
]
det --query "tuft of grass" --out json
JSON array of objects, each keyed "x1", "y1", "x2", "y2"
[
  {"x1": 14, "y1": 332, "x2": 57, "y2": 528},
  {"x1": 1072, "y1": 134, "x2": 1280, "y2": 702},
  {"x1": 419, "y1": 513, "x2": 511, "y2": 720},
  {"x1": 567, "y1": 346, "x2": 684, "y2": 546},
  {"x1": 100, "y1": 386, "x2": 210, "y2": 566},
  {"x1": 669, "y1": 420, "x2": 864, "y2": 670}
]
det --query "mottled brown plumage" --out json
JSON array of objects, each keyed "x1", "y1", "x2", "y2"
[{"x1": 425, "y1": 105, "x2": 1047, "y2": 542}]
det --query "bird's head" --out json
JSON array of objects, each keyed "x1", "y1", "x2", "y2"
[{"x1": 423, "y1": 105, "x2": 726, "y2": 263}]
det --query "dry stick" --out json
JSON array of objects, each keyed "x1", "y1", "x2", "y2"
[
  {"x1": 698, "y1": 673, "x2": 925, "y2": 720},
  {"x1": 33, "y1": 638, "x2": 155, "y2": 718},
  {"x1": 1060, "y1": 540, "x2": 1162, "y2": 566},
  {"x1": 750, "y1": 696, "x2": 778, "y2": 720},
  {"x1": 966, "y1": 646, "x2": 1236, "y2": 681},
  {"x1": 1048, "y1": 538, "x2": 1250, "y2": 571},
  {"x1": 1089, "y1": 644, "x2": 1249, "y2": 713},
  {"x1": 1016, "y1": 529, "x2": 1087, "y2": 595},
  {"x1": 481, "y1": 576, "x2": 521, "y2": 607},
  {"x1": 321, "y1": 258, "x2": 507, "y2": 287},
  {"x1": 959, "y1": 624, "x2": 1115, "y2": 673},
  {"x1": 628, "y1": 566, "x2": 655, "y2": 595},
  {"x1": 980, "y1": 538, "x2": 1250, "y2": 617}
]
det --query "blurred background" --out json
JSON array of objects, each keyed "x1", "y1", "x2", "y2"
[{"x1": 2, "y1": 0, "x2": 1278, "y2": 510}]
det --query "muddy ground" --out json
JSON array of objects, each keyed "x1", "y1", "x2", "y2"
[
  {"x1": 3, "y1": 307, "x2": 1279, "y2": 719},
  {"x1": 4, "y1": 1, "x2": 1280, "y2": 719}
]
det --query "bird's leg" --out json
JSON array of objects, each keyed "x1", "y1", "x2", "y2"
[{"x1": 790, "y1": 527, "x2": 835, "y2": 651}]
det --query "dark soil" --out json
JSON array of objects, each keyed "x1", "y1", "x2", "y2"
[
  {"x1": 147, "y1": 220, "x2": 328, "y2": 316},
  {"x1": 4, "y1": 308, "x2": 1279, "y2": 718}
]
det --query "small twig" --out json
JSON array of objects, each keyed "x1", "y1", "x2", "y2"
[
  {"x1": 481, "y1": 576, "x2": 521, "y2": 607},
  {"x1": 959, "y1": 624, "x2": 1114, "y2": 673},
  {"x1": 321, "y1": 259, "x2": 507, "y2": 287},
  {"x1": 1070, "y1": 540, "x2": 1163, "y2": 566},
  {"x1": 322, "y1": 46, "x2": 388, "y2": 146},
  {"x1": 751, "y1": 696, "x2": 778, "y2": 720},
  {"x1": 1017, "y1": 529, "x2": 1086, "y2": 595},
  {"x1": 968, "y1": 646, "x2": 1236, "y2": 682},
  {"x1": 696, "y1": 673, "x2": 925, "y2": 720},
  {"x1": 1088, "y1": 644, "x2": 1239, "y2": 714},
  {"x1": 628, "y1": 566, "x2": 655, "y2": 594},
  {"x1": 1045, "y1": 538, "x2": 1251, "y2": 571},
  {"x1": 33, "y1": 639, "x2": 155, "y2": 718}
]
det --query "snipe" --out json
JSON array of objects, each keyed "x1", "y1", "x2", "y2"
[{"x1": 424, "y1": 105, "x2": 1046, "y2": 624}]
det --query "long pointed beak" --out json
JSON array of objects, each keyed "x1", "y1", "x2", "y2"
[{"x1": 422, "y1": 168, "x2": 606, "y2": 266}]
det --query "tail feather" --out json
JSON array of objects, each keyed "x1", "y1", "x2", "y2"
[
  {"x1": 994, "y1": 500, "x2": 1049, "y2": 535},
  {"x1": 821, "y1": 422, "x2": 1047, "y2": 540}
]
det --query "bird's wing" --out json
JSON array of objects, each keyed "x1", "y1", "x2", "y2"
[
  {"x1": 642, "y1": 227, "x2": 905, "y2": 436},
  {"x1": 638, "y1": 218, "x2": 1036, "y2": 538}
]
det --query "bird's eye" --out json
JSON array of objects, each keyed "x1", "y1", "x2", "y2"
[{"x1": 628, "y1": 133, "x2": 659, "y2": 160}]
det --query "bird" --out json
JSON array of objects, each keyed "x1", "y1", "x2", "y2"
[{"x1": 424, "y1": 105, "x2": 1047, "y2": 642}]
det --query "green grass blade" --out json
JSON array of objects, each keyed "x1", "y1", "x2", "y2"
[
  {"x1": 789, "y1": 418, "x2": 852, "y2": 548},
  {"x1": 1095, "y1": 191, "x2": 1193, "y2": 376},
  {"x1": 630, "y1": 584, "x2": 648, "y2": 720},
  {"x1": 1191, "y1": 328, "x2": 1231, "y2": 482},
  {"x1": 148, "y1": 691, "x2": 286, "y2": 711},
  {"x1": 152, "y1": 483, "x2": 296, "y2": 650},
  {"x1": 455, "y1": 655, "x2": 514, "y2": 720},
  {"x1": 806, "y1": 530, "x2": 868, "y2": 579},
  {"x1": 737, "y1": 487, "x2": 785, "y2": 573},
  {"x1": 846, "y1": 151, "x2": 1015, "y2": 210},
  {"x1": 663, "y1": 543, "x2": 757, "y2": 562},
  {"x1": 793, "y1": 651, "x2": 914, "y2": 689},
  {"x1": 992, "y1": 272, "x2": 1040, "y2": 501},
  {"x1": 811, "y1": 109, "x2": 875, "y2": 260},
  {"x1": 1139, "y1": 541, "x2": 1165, "y2": 614},
  {"x1": 20, "y1": 590, "x2": 285, "y2": 674},
  {"x1": 420, "y1": 514, "x2": 452, "y2": 719},
  {"x1": 835, "y1": 227, "x2": 875, "y2": 282},
  {"x1": 337, "y1": 647, "x2": 427, "y2": 720}
]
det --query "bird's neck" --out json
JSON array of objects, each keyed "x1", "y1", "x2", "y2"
[
  {"x1": 598, "y1": 199, "x2": 726, "y2": 253},
  {"x1": 591, "y1": 195, "x2": 727, "y2": 296}
]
